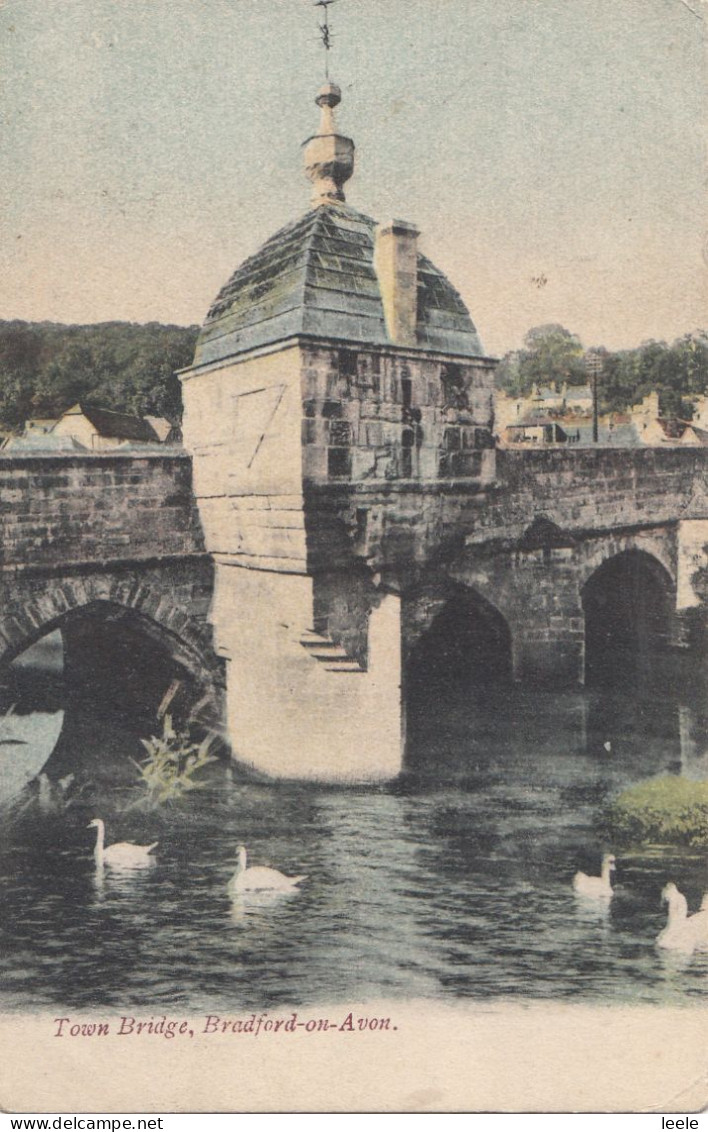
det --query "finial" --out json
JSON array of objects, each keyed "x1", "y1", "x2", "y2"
[
  {"x1": 302, "y1": 76, "x2": 354, "y2": 207},
  {"x1": 303, "y1": 0, "x2": 353, "y2": 206}
]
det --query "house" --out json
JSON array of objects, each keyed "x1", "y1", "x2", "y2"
[
  {"x1": 4, "y1": 433, "x2": 88, "y2": 453},
  {"x1": 563, "y1": 383, "x2": 593, "y2": 412},
  {"x1": 637, "y1": 416, "x2": 686, "y2": 445},
  {"x1": 504, "y1": 414, "x2": 569, "y2": 445},
  {"x1": 51, "y1": 404, "x2": 162, "y2": 450},
  {"x1": 23, "y1": 418, "x2": 58, "y2": 437},
  {"x1": 144, "y1": 415, "x2": 182, "y2": 444},
  {"x1": 688, "y1": 394, "x2": 708, "y2": 430},
  {"x1": 679, "y1": 423, "x2": 708, "y2": 447},
  {"x1": 629, "y1": 391, "x2": 661, "y2": 435}
]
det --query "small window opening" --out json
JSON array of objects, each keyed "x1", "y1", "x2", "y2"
[
  {"x1": 328, "y1": 448, "x2": 352, "y2": 478},
  {"x1": 401, "y1": 427, "x2": 415, "y2": 478},
  {"x1": 338, "y1": 349, "x2": 358, "y2": 379}
]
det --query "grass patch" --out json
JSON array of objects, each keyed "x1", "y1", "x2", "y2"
[{"x1": 604, "y1": 776, "x2": 708, "y2": 848}]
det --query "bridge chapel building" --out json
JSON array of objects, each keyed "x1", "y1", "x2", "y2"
[{"x1": 180, "y1": 82, "x2": 499, "y2": 781}]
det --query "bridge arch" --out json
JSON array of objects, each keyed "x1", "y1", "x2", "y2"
[
  {"x1": 0, "y1": 567, "x2": 223, "y2": 725},
  {"x1": 405, "y1": 582, "x2": 512, "y2": 695},
  {"x1": 581, "y1": 548, "x2": 675, "y2": 687},
  {"x1": 576, "y1": 532, "x2": 676, "y2": 593}
]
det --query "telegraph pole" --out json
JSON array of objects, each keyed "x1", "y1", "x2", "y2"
[{"x1": 585, "y1": 351, "x2": 604, "y2": 444}]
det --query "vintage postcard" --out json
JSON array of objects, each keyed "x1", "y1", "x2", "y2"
[{"x1": 0, "y1": 0, "x2": 706, "y2": 1115}]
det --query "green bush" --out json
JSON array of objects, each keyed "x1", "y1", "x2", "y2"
[
  {"x1": 133, "y1": 715, "x2": 216, "y2": 806},
  {"x1": 605, "y1": 777, "x2": 708, "y2": 848}
]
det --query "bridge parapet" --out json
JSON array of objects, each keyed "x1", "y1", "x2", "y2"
[
  {"x1": 302, "y1": 446, "x2": 708, "y2": 577},
  {"x1": 0, "y1": 452, "x2": 206, "y2": 572}
]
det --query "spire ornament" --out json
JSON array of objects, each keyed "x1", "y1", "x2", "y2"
[
  {"x1": 303, "y1": 1, "x2": 354, "y2": 206},
  {"x1": 302, "y1": 82, "x2": 355, "y2": 206}
]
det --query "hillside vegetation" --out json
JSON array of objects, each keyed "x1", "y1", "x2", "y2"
[{"x1": 0, "y1": 320, "x2": 199, "y2": 432}]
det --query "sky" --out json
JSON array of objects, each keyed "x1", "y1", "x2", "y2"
[{"x1": 0, "y1": 0, "x2": 705, "y2": 356}]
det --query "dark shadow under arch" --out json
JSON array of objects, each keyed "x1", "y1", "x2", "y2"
[
  {"x1": 407, "y1": 587, "x2": 512, "y2": 696},
  {"x1": 404, "y1": 586, "x2": 513, "y2": 776},
  {"x1": 1, "y1": 598, "x2": 217, "y2": 725},
  {"x1": 582, "y1": 550, "x2": 674, "y2": 689}
]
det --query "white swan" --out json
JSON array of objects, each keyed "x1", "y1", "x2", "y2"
[
  {"x1": 573, "y1": 853, "x2": 616, "y2": 899},
  {"x1": 657, "y1": 883, "x2": 708, "y2": 953},
  {"x1": 88, "y1": 818, "x2": 158, "y2": 869},
  {"x1": 229, "y1": 845, "x2": 306, "y2": 893}
]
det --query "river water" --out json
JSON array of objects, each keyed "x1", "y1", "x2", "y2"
[{"x1": 0, "y1": 646, "x2": 707, "y2": 1013}]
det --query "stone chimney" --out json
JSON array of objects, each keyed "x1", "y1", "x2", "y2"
[
  {"x1": 374, "y1": 220, "x2": 420, "y2": 347},
  {"x1": 303, "y1": 82, "x2": 355, "y2": 207}
]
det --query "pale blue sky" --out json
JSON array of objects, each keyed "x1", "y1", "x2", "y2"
[{"x1": 0, "y1": 0, "x2": 705, "y2": 355}]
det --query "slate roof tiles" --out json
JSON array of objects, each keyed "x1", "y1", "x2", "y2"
[{"x1": 195, "y1": 203, "x2": 484, "y2": 365}]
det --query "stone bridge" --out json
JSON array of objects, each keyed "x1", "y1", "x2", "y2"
[
  {"x1": 0, "y1": 452, "x2": 224, "y2": 727},
  {"x1": 306, "y1": 446, "x2": 708, "y2": 687},
  {"x1": 2, "y1": 445, "x2": 708, "y2": 781}
]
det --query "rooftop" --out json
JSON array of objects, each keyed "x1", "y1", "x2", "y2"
[
  {"x1": 195, "y1": 203, "x2": 484, "y2": 366},
  {"x1": 192, "y1": 81, "x2": 486, "y2": 369}
]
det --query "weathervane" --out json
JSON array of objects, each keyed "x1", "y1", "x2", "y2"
[{"x1": 314, "y1": 0, "x2": 337, "y2": 80}]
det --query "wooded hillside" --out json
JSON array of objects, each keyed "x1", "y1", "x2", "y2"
[{"x1": 0, "y1": 320, "x2": 199, "y2": 432}]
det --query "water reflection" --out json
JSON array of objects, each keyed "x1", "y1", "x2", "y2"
[{"x1": 0, "y1": 650, "x2": 706, "y2": 1011}]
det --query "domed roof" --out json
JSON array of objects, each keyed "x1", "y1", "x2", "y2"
[{"x1": 194, "y1": 202, "x2": 484, "y2": 367}]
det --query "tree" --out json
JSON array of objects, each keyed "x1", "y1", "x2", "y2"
[
  {"x1": 497, "y1": 325, "x2": 708, "y2": 416},
  {"x1": 495, "y1": 324, "x2": 585, "y2": 395}
]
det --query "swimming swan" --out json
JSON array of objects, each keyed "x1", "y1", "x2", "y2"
[
  {"x1": 657, "y1": 883, "x2": 708, "y2": 953},
  {"x1": 573, "y1": 853, "x2": 616, "y2": 899},
  {"x1": 88, "y1": 818, "x2": 158, "y2": 869},
  {"x1": 229, "y1": 845, "x2": 306, "y2": 893}
]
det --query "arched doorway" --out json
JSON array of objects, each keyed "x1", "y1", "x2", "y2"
[{"x1": 582, "y1": 550, "x2": 674, "y2": 688}]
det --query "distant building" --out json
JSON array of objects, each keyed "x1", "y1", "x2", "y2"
[
  {"x1": 504, "y1": 416, "x2": 569, "y2": 445},
  {"x1": 687, "y1": 394, "x2": 708, "y2": 430},
  {"x1": 629, "y1": 391, "x2": 661, "y2": 438},
  {"x1": 495, "y1": 383, "x2": 593, "y2": 446},
  {"x1": 144, "y1": 415, "x2": 181, "y2": 444},
  {"x1": 51, "y1": 404, "x2": 165, "y2": 450},
  {"x1": 8, "y1": 404, "x2": 179, "y2": 452},
  {"x1": 4, "y1": 433, "x2": 88, "y2": 453},
  {"x1": 563, "y1": 383, "x2": 593, "y2": 412},
  {"x1": 679, "y1": 423, "x2": 708, "y2": 447},
  {"x1": 497, "y1": 384, "x2": 702, "y2": 449},
  {"x1": 23, "y1": 418, "x2": 58, "y2": 437}
]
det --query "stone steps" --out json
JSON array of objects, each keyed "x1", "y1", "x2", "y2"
[{"x1": 300, "y1": 630, "x2": 365, "y2": 673}]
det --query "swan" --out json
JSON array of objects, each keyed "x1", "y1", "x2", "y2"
[
  {"x1": 657, "y1": 883, "x2": 708, "y2": 953},
  {"x1": 573, "y1": 853, "x2": 616, "y2": 899},
  {"x1": 88, "y1": 818, "x2": 158, "y2": 869},
  {"x1": 229, "y1": 845, "x2": 306, "y2": 893}
]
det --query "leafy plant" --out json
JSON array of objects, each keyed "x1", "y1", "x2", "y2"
[
  {"x1": 133, "y1": 715, "x2": 217, "y2": 806},
  {"x1": 604, "y1": 776, "x2": 708, "y2": 848}
]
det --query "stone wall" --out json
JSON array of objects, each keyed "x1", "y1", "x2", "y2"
[
  {"x1": 0, "y1": 452, "x2": 205, "y2": 571},
  {"x1": 300, "y1": 343, "x2": 496, "y2": 484},
  {"x1": 0, "y1": 452, "x2": 223, "y2": 722},
  {"x1": 303, "y1": 447, "x2": 708, "y2": 578},
  {"x1": 181, "y1": 345, "x2": 307, "y2": 572}
]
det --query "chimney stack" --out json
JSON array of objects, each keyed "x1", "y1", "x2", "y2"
[{"x1": 374, "y1": 220, "x2": 420, "y2": 347}]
